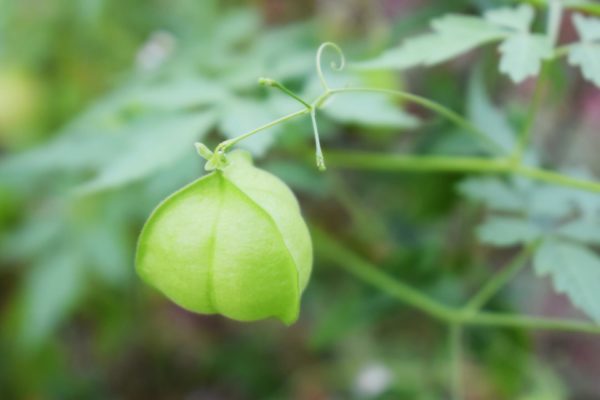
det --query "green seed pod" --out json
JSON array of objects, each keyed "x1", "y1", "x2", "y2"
[{"x1": 136, "y1": 151, "x2": 312, "y2": 324}]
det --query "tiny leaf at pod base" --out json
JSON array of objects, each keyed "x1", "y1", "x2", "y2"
[{"x1": 135, "y1": 151, "x2": 313, "y2": 324}]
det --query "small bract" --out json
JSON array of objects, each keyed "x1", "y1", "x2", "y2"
[{"x1": 136, "y1": 151, "x2": 312, "y2": 324}]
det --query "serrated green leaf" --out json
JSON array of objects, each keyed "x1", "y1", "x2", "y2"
[
  {"x1": 499, "y1": 34, "x2": 553, "y2": 83},
  {"x1": 568, "y1": 43, "x2": 600, "y2": 87},
  {"x1": 556, "y1": 220, "x2": 600, "y2": 245},
  {"x1": 467, "y1": 70, "x2": 516, "y2": 153},
  {"x1": 477, "y1": 216, "x2": 542, "y2": 247},
  {"x1": 77, "y1": 112, "x2": 216, "y2": 194},
  {"x1": 572, "y1": 13, "x2": 600, "y2": 42},
  {"x1": 352, "y1": 14, "x2": 506, "y2": 70},
  {"x1": 568, "y1": 14, "x2": 600, "y2": 87},
  {"x1": 458, "y1": 177, "x2": 524, "y2": 212},
  {"x1": 527, "y1": 185, "x2": 577, "y2": 218},
  {"x1": 534, "y1": 240, "x2": 600, "y2": 323},
  {"x1": 484, "y1": 4, "x2": 535, "y2": 33}
]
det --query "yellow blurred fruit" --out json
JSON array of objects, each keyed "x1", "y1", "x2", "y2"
[{"x1": 0, "y1": 66, "x2": 43, "y2": 149}]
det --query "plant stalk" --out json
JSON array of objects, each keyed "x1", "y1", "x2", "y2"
[
  {"x1": 464, "y1": 244, "x2": 537, "y2": 313},
  {"x1": 323, "y1": 151, "x2": 600, "y2": 194},
  {"x1": 314, "y1": 227, "x2": 600, "y2": 335}
]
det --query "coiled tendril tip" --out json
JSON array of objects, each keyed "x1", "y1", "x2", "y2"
[{"x1": 316, "y1": 42, "x2": 346, "y2": 91}]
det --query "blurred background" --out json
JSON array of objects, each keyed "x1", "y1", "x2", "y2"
[{"x1": 1, "y1": 0, "x2": 600, "y2": 399}]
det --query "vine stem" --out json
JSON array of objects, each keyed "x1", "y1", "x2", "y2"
[
  {"x1": 213, "y1": 83, "x2": 600, "y2": 196},
  {"x1": 313, "y1": 227, "x2": 600, "y2": 335},
  {"x1": 512, "y1": 1, "x2": 562, "y2": 162},
  {"x1": 464, "y1": 243, "x2": 537, "y2": 313},
  {"x1": 219, "y1": 108, "x2": 309, "y2": 152},
  {"x1": 522, "y1": 0, "x2": 600, "y2": 16},
  {"x1": 512, "y1": 64, "x2": 548, "y2": 163},
  {"x1": 323, "y1": 151, "x2": 600, "y2": 194},
  {"x1": 328, "y1": 87, "x2": 506, "y2": 155}
]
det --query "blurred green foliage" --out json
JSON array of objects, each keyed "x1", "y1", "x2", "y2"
[{"x1": 1, "y1": 0, "x2": 600, "y2": 399}]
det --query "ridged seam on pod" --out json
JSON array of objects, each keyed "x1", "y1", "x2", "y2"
[{"x1": 135, "y1": 151, "x2": 313, "y2": 324}]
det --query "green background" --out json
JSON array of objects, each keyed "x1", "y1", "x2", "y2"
[{"x1": 1, "y1": 0, "x2": 600, "y2": 398}]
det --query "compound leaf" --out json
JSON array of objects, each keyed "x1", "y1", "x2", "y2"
[{"x1": 353, "y1": 14, "x2": 506, "y2": 70}]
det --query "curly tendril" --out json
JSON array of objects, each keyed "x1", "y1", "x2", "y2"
[
  {"x1": 316, "y1": 42, "x2": 346, "y2": 91},
  {"x1": 199, "y1": 42, "x2": 349, "y2": 173}
]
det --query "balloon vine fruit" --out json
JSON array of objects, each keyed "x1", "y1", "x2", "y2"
[{"x1": 136, "y1": 151, "x2": 313, "y2": 324}]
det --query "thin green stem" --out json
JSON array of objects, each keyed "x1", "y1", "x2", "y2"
[
  {"x1": 313, "y1": 227, "x2": 458, "y2": 322},
  {"x1": 259, "y1": 78, "x2": 312, "y2": 109},
  {"x1": 314, "y1": 227, "x2": 600, "y2": 335},
  {"x1": 220, "y1": 108, "x2": 309, "y2": 151},
  {"x1": 516, "y1": 164, "x2": 600, "y2": 193},
  {"x1": 329, "y1": 87, "x2": 506, "y2": 155},
  {"x1": 553, "y1": 45, "x2": 572, "y2": 59},
  {"x1": 464, "y1": 244, "x2": 536, "y2": 313},
  {"x1": 325, "y1": 152, "x2": 511, "y2": 173},
  {"x1": 449, "y1": 324, "x2": 463, "y2": 400},
  {"x1": 512, "y1": 63, "x2": 548, "y2": 163},
  {"x1": 466, "y1": 313, "x2": 600, "y2": 334},
  {"x1": 323, "y1": 151, "x2": 600, "y2": 194},
  {"x1": 521, "y1": 0, "x2": 600, "y2": 16},
  {"x1": 515, "y1": 0, "x2": 563, "y2": 162},
  {"x1": 547, "y1": 0, "x2": 564, "y2": 47}
]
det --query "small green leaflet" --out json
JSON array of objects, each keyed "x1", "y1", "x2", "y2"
[
  {"x1": 556, "y1": 220, "x2": 600, "y2": 245},
  {"x1": 498, "y1": 34, "x2": 553, "y2": 83},
  {"x1": 534, "y1": 240, "x2": 600, "y2": 323},
  {"x1": 354, "y1": 5, "x2": 553, "y2": 83},
  {"x1": 467, "y1": 70, "x2": 517, "y2": 153},
  {"x1": 571, "y1": 13, "x2": 600, "y2": 41},
  {"x1": 477, "y1": 216, "x2": 542, "y2": 247},
  {"x1": 484, "y1": 3, "x2": 535, "y2": 32},
  {"x1": 568, "y1": 14, "x2": 600, "y2": 87},
  {"x1": 457, "y1": 177, "x2": 524, "y2": 213},
  {"x1": 459, "y1": 174, "x2": 600, "y2": 246}
]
